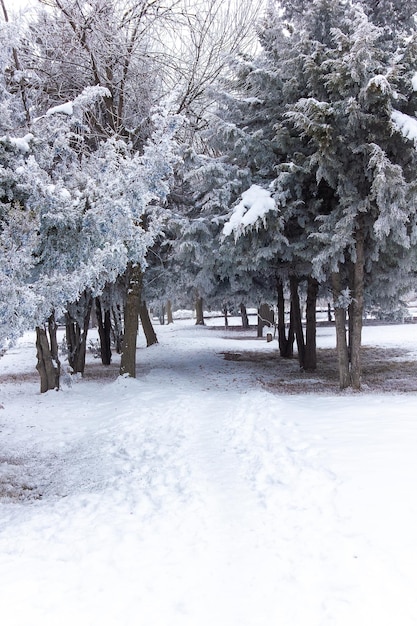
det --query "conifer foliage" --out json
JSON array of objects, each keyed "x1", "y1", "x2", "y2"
[{"x1": 219, "y1": 0, "x2": 417, "y2": 388}]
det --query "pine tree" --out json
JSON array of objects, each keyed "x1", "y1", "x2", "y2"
[{"x1": 215, "y1": 0, "x2": 417, "y2": 387}]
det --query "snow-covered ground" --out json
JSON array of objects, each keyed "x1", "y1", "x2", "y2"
[{"x1": 1, "y1": 320, "x2": 417, "y2": 625}]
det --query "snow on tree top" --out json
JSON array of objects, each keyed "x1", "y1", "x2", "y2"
[{"x1": 222, "y1": 184, "x2": 276, "y2": 240}]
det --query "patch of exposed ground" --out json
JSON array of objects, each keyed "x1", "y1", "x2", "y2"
[
  {"x1": 0, "y1": 456, "x2": 42, "y2": 502},
  {"x1": 220, "y1": 345, "x2": 417, "y2": 394}
]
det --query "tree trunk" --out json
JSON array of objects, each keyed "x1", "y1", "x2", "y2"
[
  {"x1": 257, "y1": 303, "x2": 274, "y2": 338},
  {"x1": 332, "y1": 271, "x2": 351, "y2": 389},
  {"x1": 140, "y1": 301, "x2": 158, "y2": 347},
  {"x1": 112, "y1": 304, "x2": 123, "y2": 354},
  {"x1": 304, "y1": 276, "x2": 318, "y2": 372},
  {"x1": 350, "y1": 221, "x2": 365, "y2": 390},
  {"x1": 36, "y1": 314, "x2": 60, "y2": 393},
  {"x1": 223, "y1": 306, "x2": 229, "y2": 329},
  {"x1": 120, "y1": 263, "x2": 142, "y2": 377},
  {"x1": 65, "y1": 291, "x2": 92, "y2": 375},
  {"x1": 166, "y1": 300, "x2": 174, "y2": 324},
  {"x1": 240, "y1": 302, "x2": 249, "y2": 329},
  {"x1": 289, "y1": 276, "x2": 305, "y2": 369},
  {"x1": 95, "y1": 297, "x2": 112, "y2": 365},
  {"x1": 159, "y1": 305, "x2": 165, "y2": 325},
  {"x1": 277, "y1": 279, "x2": 293, "y2": 357},
  {"x1": 195, "y1": 296, "x2": 205, "y2": 325},
  {"x1": 327, "y1": 302, "x2": 332, "y2": 322}
]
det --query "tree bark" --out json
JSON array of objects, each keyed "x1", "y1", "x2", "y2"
[
  {"x1": 332, "y1": 271, "x2": 351, "y2": 389},
  {"x1": 304, "y1": 276, "x2": 318, "y2": 372},
  {"x1": 289, "y1": 276, "x2": 305, "y2": 369},
  {"x1": 195, "y1": 296, "x2": 205, "y2": 325},
  {"x1": 223, "y1": 306, "x2": 229, "y2": 329},
  {"x1": 36, "y1": 314, "x2": 60, "y2": 393},
  {"x1": 112, "y1": 304, "x2": 123, "y2": 354},
  {"x1": 120, "y1": 263, "x2": 142, "y2": 377},
  {"x1": 277, "y1": 279, "x2": 293, "y2": 357},
  {"x1": 65, "y1": 291, "x2": 92, "y2": 375},
  {"x1": 257, "y1": 303, "x2": 274, "y2": 338},
  {"x1": 166, "y1": 300, "x2": 174, "y2": 324},
  {"x1": 140, "y1": 301, "x2": 158, "y2": 347},
  {"x1": 350, "y1": 221, "x2": 365, "y2": 390},
  {"x1": 327, "y1": 302, "x2": 332, "y2": 322},
  {"x1": 240, "y1": 302, "x2": 249, "y2": 329},
  {"x1": 96, "y1": 297, "x2": 112, "y2": 365}
]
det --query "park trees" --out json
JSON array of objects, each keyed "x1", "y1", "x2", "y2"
[
  {"x1": 218, "y1": 0, "x2": 417, "y2": 388},
  {"x1": 22, "y1": 0, "x2": 263, "y2": 371},
  {"x1": 0, "y1": 3, "x2": 181, "y2": 389},
  {"x1": 0, "y1": 0, "x2": 183, "y2": 385}
]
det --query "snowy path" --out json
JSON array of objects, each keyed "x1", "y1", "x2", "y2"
[{"x1": 1, "y1": 323, "x2": 417, "y2": 625}]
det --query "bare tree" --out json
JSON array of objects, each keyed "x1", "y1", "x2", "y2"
[{"x1": 159, "y1": 0, "x2": 264, "y2": 138}]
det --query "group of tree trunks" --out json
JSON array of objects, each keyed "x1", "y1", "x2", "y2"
[
  {"x1": 35, "y1": 263, "x2": 164, "y2": 391},
  {"x1": 35, "y1": 262, "x2": 364, "y2": 393}
]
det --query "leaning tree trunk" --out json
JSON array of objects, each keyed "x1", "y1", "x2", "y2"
[
  {"x1": 195, "y1": 296, "x2": 205, "y2": 325},
  {"x1": 120, "y1": 263, "x2": 142, "y2": 377},
  {"x1": 289, "y1": 276, "x2": 305, "y2": 369},
  {"x1": 332, "y1": 271, "x2": 351, "y2": 389},
  {"x1": 350, "y1": 221, "x2": 365, "y2": 390},
  {"x1": 140, "y1": 301, "x2": 158, "y2": 347},
  {"x1": 36, "y1": 313, "x2": 60, "y2": 393},
  {"x1": 65, "y1": 291, "x2": 92, "y2": 375},
  {"x1": 277, "y1": 279, "x2": 294, "y2": 358},
  {"x1": 240, "y1": 303, "x2": 249, "y2": 329},
  {"x1": 304, "y1": 276, "x2": 319, "y2": 372},
  {"x1": 96, "y1": 297, "x2": 112, "y2": 365}
]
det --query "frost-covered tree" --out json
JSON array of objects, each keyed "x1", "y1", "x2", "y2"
[
  {"x1": 137, "y1": 0, "x2": 266, "y2": 321},
  {"x1": 363, "y1": 0, "x2": 417, "y2": 33},
  {"x1": 203, "y1": 40, "x2": 324, "y2": 367},
  {"x1": 216, "y1": 0, "x2": 417, "y2": 388},
  {"x1": 0, "y1": 12, "x2": 37, "y2": 351},
  {"x1": 277, "y1": 0, "x2": 417, "y2": 388},
  {"x1": 3, "y1": 0, "x2": 184, "y2": 380}
]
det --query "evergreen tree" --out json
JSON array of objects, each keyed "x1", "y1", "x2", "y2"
[{"x1": 217, "y1": 0, "x2": 417, "y2": 387}]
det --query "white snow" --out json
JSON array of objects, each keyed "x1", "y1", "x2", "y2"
[
  {"x1": 0, "y1": 133, "x2": 34, "y2": 153},
  {"x1": 412, "y1": 71, "x2": 417, "y2": 91},
  {"x1": 222, "y1": 184, "x2": 276, "y2": 239},
  {"x1": 367, "y1": 74, "x2": 390, "y2": 94},
  {"x1": 45, "y1": 101, "x2": 74, "y2": 117},
  {"x1": 1, "y1": 321, "x2": 417, "y2": 625},
  {"x1": 391, "y1": 109, "x2": 417, "y2": 143}
]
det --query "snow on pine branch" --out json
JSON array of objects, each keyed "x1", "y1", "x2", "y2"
[
  {"x1": 222, "y1": 185, "x2": 277, "y2": 240},
  {"x1": 391, "y1": 110, "x2": 417, "y2": 143},
  {"x1": 35, "y1": 86, "x2": 111, "y2": 123},
  {"x1": 0, "y1": 133, "x2": 34, "y2": 153},
  {"x1": 46, "y1": 102, "x2": 74, "y2": 117}
]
